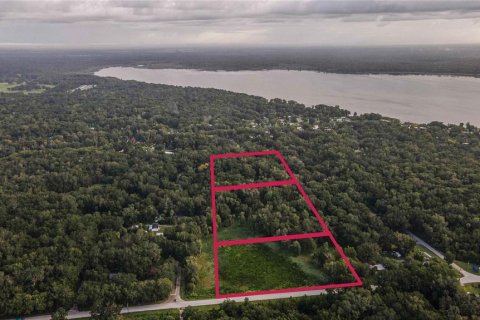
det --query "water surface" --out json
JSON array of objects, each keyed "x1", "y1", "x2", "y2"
[{"x1": 95, "y1": 67, "x2": 480, "y2": 125}]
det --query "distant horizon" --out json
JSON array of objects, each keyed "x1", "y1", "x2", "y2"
[
  {"x1": 1, "y1": 1, "x2": 480, "y2": 48},
  {"x1": 1, "y1": 42, "x2": 480, "y2": 51}
]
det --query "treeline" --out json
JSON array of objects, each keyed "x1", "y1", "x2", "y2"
[
  {"x1": 3, "y1": 45, "x2": 480, "y2": 81},
  {"x1": 0, "y1": 74, "x2": 479, "y2": 317},
  {"x1": 216, "y1": 186, "x2": 323, "y2": 239}
]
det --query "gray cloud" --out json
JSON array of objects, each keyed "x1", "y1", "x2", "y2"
[
  {"x1": 0, "y1": 1, "x2": 480, "y2": 23},
  {"x1": 1, "y1": 1, "x2": 479, "y2": 47}
]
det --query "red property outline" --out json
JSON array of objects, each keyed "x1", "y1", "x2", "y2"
[{"x1": 210, "y1": 150, "x2": 362, "y2": 298}]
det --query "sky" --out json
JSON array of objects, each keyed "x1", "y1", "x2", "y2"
[{"x1": 0, "y1": 0, "x2": 480, "y2": 47}]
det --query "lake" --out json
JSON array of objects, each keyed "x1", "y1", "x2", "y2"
[{"x1": 95, "y1": 67, "x2": 480, "y2": 126}]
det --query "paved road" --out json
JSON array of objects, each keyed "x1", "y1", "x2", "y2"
[
  {"x1": 407, "y1": 231, "x2": 480, "y2": 285},
  {"x1": 23, "y1": 284, "x2": 326, "y2": 320}
]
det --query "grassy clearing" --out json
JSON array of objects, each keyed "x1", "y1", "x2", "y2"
[
  {"x1": 0, "y1": 82, "x2": 55, "y2": 94},
  {"x1": 182, "y1": 235, "x2": 216, "y2": 300},
  {"x1": 0, "y1": 82, "x2": 19, "y2": 92},
  {"x1": 454, "y1": 260, "x2": 480, "y2": 275},
  {"x1": 186, "y1": 227, "x2": 353, "y2": 298},
  {"x1": 463, "y1": 284, "x2": 480, "y2": 295},
  {"x1": 184, "y1": 225, "x2": 258, "y2": 299},
  {"x1": 415, "y1": 244, "x2": 439, "y2": 259},
  {"x1": 218, "y1": 242, "x2": 325, "y2": 294},
  {"x1": 290, "y1": 253, "x2": 328, "y2": 280},
  {"x1": 217, "y1": 223, "x2": 259, "y2": 241}
]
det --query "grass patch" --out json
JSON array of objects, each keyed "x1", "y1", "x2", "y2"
[
  {"x1": 182, "y1": 236, "x2": 216, "y2": 300},
  {"x1": 415, "y1": 244, "x2": 439, "y2": 259},
  {"x1": 0, "y1": 82, "x2": 20, "y2": 92},
  {"x1": 463, "y1": 284, "x2": 480, "y2": 295},
  {"x1": 290, "y1": 253, "x2": 328, "y2": 280},
  {"x1": 217, "y1": 223, "x2": 259, "y2": 241},
  {"x1": 454, "y1": 260, "x2": 480, "y2": 275},
  {"x1": 0, "y1": 82, "x2": 55, "y2": 94},
  {"x1": 218, "y1": 242, "x2": 321, "y2": 294}
]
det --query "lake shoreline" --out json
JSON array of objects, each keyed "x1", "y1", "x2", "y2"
[
  {"x1": 98, "y1": 64, "x2": 480, "y2": 79},
  {"x1": 95, "y1": 67, "x2": 480, "y2": 126}
]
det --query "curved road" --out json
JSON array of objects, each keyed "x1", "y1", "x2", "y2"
[{"x1": 407, "y1": 231, "x2": 480, "y2": 285}]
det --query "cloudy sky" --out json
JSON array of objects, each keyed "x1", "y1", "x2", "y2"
[{"x1": 0, "y1": 0, "x2": 479, "y2": 47}]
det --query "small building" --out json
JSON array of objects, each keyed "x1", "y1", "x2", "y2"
[
  {"x1": 370, "y1": 264, "x2": 386, "y2": 271},
  {"x1": 147, "y1": 223, "x2": 160, "y2": 232},
  {"x1": 392, "y1": 251, "x2": 402, "y2": 258},
  {"x1": 422, "y1": 252, "x2": 432, "y2": 260},
  {"x1": 109, "y1": 273, "x2": 120, "y2": 280}
]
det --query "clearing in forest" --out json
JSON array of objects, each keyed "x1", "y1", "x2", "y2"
[{"x1": 210, "y1": 150, "x2": 362, "y2": 298}]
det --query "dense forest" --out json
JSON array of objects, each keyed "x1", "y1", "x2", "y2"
[
  {"x1": 2, "y1": 45, "x2": 480, "y2": 81},
  {"x1": 0, "y1": 51, "x2": 479, "y2": 318}
]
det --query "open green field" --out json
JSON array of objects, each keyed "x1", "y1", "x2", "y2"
[
  {"x1": 0, "y1": 82, "x2": 19, "y2": 92},
  {"x1": 217, "y1": 223, "x2": 259, "y2": 241},
  {"x1": 218, "y1": 242, "x2": 323, "y2": 294},
  {"x1": 0, "y1": 82, "x2": 55, "y2": 94},
  {"x1": 185, "y1": 224, "x2": 354, "y2": 298},
  {"x1": 183, "y1": 224, "x2": 256, "y2": 299}
]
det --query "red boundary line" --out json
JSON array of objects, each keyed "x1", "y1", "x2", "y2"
[
  {"x1": 211, "y1": 150, "x2": 277, "y2": 160},
  {"x1": 216, "y1": 281, "x2": 361, "y2": 299},
  {"x1": 217, "y1": 231, "x2": 330, "y2": 247},
  {"x1": 214, "y1": 179, "x2": 295, "y2": 192},
  {"x1": 210, "y1": 150, "x2": 362, "y2": 298}
]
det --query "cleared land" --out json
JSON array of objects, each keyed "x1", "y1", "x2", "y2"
[
  {"x1": 183, "y1": 235, "x2": 216, "y2": 300},
  {"x1": 217, "y1": 237, "x2": 355, "y2": 295},
  {"x1": 183, "y1": 225, "x2": 257, "y2": 299},
  {"x1": 0, "y1": 82, "x2": 54, "y2": 94},
  {"x1": 0, "y1": 82, "x2": 19, "y2": 92},
  {"x1": 186, "y1": 224, "x2": 347, "y2": 298}
]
